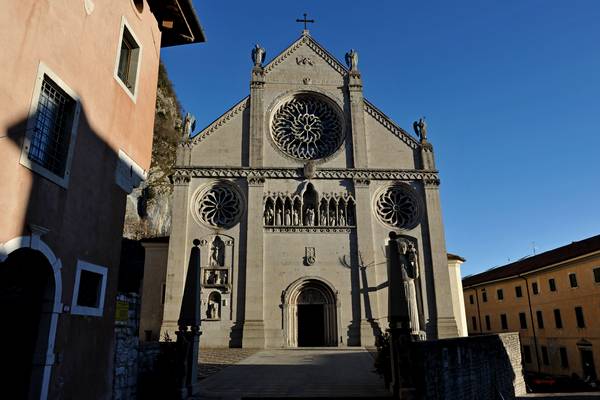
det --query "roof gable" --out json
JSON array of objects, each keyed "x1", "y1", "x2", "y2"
[
  {"x1": 263, "y1": 33, "x2": 349, "y2": 77},
  {"x1": 190, "y1": 97, "x2": 249, "y2": 146}
]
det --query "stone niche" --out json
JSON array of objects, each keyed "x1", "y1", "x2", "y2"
[{"x1": 198, "y1": 234, "x2": 234, "y2": 321}]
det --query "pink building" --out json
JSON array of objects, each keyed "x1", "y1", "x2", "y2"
[{"x1": 0, "y1": 1, "x2": 204, "y2": 398}]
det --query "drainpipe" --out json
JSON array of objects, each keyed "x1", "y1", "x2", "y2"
[
  {"x1": 521, "y1": 275, "x2": 541, "y2": 373},
  {"x1": 474, "y1": 287, "x2": 483, "y2": 335}
]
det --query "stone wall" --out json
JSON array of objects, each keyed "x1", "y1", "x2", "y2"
[
  {"x1": 410, "y1": 333, "x2": 526, "y2": 399},
  {"x1": 113, "y1": 293, "x2": 141, "y2": 400},
  {"x1": 112, "y1": 293, "x2": 165, "y2": 400}
]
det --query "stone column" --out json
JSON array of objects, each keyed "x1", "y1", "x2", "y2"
[
  {"x1": 347, "y1": 71, "x2": 368, "y2": 168},
  {"x1": 249, "y1": 66, "x2": 265, "y2": 167},
  {"x1": 160, "y1": 173, "x2": 190, "y2": 338},
  {"x1": 353, "y1": 178, "x2": 379, "y2": 347},
  {"x1": 242, "y1": 176, "x2": 265, "y2": 347},
  {"x1": 421, "y1": 143, "x2": 458, "y2": 338}
]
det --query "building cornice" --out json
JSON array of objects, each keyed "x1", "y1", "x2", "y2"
[{"x1": 172, "y1": 166, "x2": 440, "y2": 183}]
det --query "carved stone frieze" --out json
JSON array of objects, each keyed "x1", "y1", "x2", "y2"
[
  {"x1": 172, "y1": 166, "x2": 440, "y2": 184},
  {"x1": 264, "y1": 227, "x2": 353, "y2": 233}
]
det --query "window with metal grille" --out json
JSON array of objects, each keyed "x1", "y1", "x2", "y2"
[
  {"x1": 116, "y1": 25, "x2": 140, "y2": 95},
  {"x1": 497, "y1": 288, "x2": 504, "y2": 300},
  {"x1": 500, "y1": 314, "x2": 508, "y2": 330},
  {"x1": 469, "y1": 294, "x2": 474, "y2": 304},
  {"x1": 28, "y1": 76, "x2": 75, "y2": 177},
  {"x1": 593, "y1": 267, "x2": 600, "y2": 284},
  {"x1": 482, "y1": 290, "x2": 488, "y2": 302},
  {"x1": 485, "y1": 315, "x2": 491, "y2": 330},
  {"x1": 471, "y1": 316, "x2": 477, "y2": 331},
  {"x1": 548, "y1": 278, "x2": 556, "y2": 292},
  {"x1": 532, "y1": 282, "x2": 539, "y2": 295}
]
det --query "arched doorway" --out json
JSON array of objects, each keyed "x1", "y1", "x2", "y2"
[
  {"x1": 283, "y1": 278, "x2": 338, "y2": 347},
  {"x1": 0, "y1": 248, "x2": 56, "y2": 399}
]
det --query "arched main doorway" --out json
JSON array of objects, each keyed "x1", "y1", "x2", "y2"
[{"x1": 283, "y1": 278, "x2": 338, "y2": 347}]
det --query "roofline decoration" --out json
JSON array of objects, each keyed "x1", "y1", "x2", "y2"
[
  {"x1": 263, "y1": 33, "x2": 349, "y2": 77},
  {"x1": 364, "y1": 100, "x2": 420, "y2": 149},
  {"x1": 171, "y1": 166, "x2": 440, "y2": 185},
  {"x1": 462, "y1": 234, "x2": 600, "y2": 288},
  {"x1": 190, "y1": 97, "x2": 250, "y2": 145}
]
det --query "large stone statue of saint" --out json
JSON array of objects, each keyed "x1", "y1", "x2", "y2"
[{"x1": 397, "y1": 239, "x2": 420, "y2": 335}]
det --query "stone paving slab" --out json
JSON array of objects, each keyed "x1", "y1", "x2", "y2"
[
  {"x1": 199, "y1": 348, "x2": 260, "y2": 380},
  {"x1": 196, "y1": 347, "x2": 391, "y2": 399}
]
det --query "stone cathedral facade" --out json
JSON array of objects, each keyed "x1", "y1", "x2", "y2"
[{"x1": 148, "y1": 31, "x2": 460, "y2": 348}]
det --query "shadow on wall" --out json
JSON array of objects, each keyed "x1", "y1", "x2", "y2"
[
  {"x1": 1, "y1": 105, "x2": 128, "y2": 399},
  {"x1": 410, "y1": 333, "x2": 526, "y2": 400}
]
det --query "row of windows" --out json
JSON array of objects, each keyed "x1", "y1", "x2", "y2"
[
  {"x1": 468, "y1": 268, "x2": 600, "y2": 305},
  {"x1": 23, "y1": 19, "x2": 140, "y2": 185},
  {"x1": 471, "y1": 306, "x2": 586, "y2": 331},
  {"x1": 522, "y1": 344, "x2": 569, "y2": 368}
]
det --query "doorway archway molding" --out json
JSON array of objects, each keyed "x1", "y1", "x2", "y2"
[
  {"x1": 282, "y1": 276, "x2": 340, "y2": 347},
  {"x1": 1, "y1": 232, "x2": 63, "y2": 400}
]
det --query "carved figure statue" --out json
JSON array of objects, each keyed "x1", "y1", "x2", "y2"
[
  {"x1": 276, "y1": 209, "x2": 282, "y2": 226},
  {"x1": 207, "y1": 301, "x2": 218, "y2": 319},
  {"x1": 293, "y1": 209, "x2": 299, "y2": 226},
  {"x1": 345, "y1": 49, "x2": 358, "y2": 71},
  {"x1": 222, "y1": 271, "x2": 228, "y2": 285},
  {"x1": 183, "y1": 112, "x2": 196, "y2": 140},
  {"x1": 398, "y1": 240, "x2": 420, "y2": 334},
  {"x1": 330, "y1": 215, "x2": 336, "y2": 226},
  {"x1": 305, "y1": 208, "x2": 315, "y2": 226},
  {"x1": 284, "y1": 209, "x2": 291, "y2": 226},
  {"x1": 413, "y1": 117, "x2": 427, "y2": 142},
  {"x1": 206, "y1": 271, "x2": 217, "y2": 285},
  {"x1": 339, "y1": 210, "x2": 346, "y2": 226},
  {"x1": 209, "y1": 238, "x2": 224, "y2": 267},
  {"x1": 264, "y1": 207, "x2": 274, "y2": 225},
  {"x1": 320, "y1": 211, "x2": 327, "y2": 226},
  {"x1": 251, "y1": 44, "x2": 266, "y2": 67}
]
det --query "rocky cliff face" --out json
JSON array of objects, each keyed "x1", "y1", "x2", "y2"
[{"x1": 123, "y1": 63, "x2": 181, "y2": 239}]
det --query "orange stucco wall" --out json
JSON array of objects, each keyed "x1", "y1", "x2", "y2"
[
  {"x1": 0, "y1": 1, "x2": 163, "y2": 398},
  {"x1": 464, "y1": 253, "x2": 600, "y2": 380}
]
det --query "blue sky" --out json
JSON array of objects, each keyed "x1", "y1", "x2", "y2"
[{"x1": 161, "y1": 1, "x2": 600, "y2": 277}]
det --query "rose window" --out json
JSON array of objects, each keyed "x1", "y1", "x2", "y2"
[
  {"x1": 198, "y1": 184, "x2": 242, "y2": 228},
  {"x1": 271, "y1": 95, "x2": 343, "y2": 160},
  {"x1": 375, "y1": 185, "x2": 421, "y2": 229}
]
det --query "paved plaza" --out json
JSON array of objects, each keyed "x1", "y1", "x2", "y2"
[{"x1": 196, "y1": 347, "x2": 391, "y2": 399}]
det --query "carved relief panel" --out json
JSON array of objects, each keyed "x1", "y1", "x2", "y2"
[{"x1": 199, "y1": 234, "x2": 234, "y2": 321}]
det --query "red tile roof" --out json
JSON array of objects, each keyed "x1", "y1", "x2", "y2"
[{"x1": 462, "y1": 234, "x2": 600, "y2": 288}]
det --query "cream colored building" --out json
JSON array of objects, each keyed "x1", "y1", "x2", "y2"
[
  {"x1": 463, "y1": 234, "x2": 600, "y2": 382},
  {"x1": 140, "y1": 30, "x2": 464, "y2": 348}
]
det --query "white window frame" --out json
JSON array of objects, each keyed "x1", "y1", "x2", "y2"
[
  {"x1": 113, "y1": 16, "x2": 143, "y2": 102},
  {"x1": 19, "y1": 62, "x2": 81, "y2": 188},
  {"x1": 71, "y1": 260, "x2": 108, "y2": 317}
]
